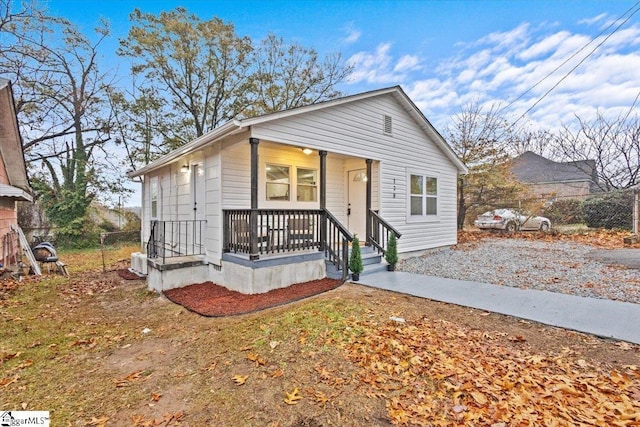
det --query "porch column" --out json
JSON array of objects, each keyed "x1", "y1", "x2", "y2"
[
  {"x1": 365, "y1": 158, "x2": 372, "y2": 246},
  {"x1": 319, "y1": 150, "x2": 327, "y2": 251},
  {"x1": 250, "y1": 138, "x2": 259, "y2": 259}
]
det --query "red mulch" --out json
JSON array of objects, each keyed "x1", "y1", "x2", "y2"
[
  {"x1": 164, "y1": 278, "x2": 343, "y2": 317},
  {"x1": 117, "y1": 269, "x2": 146, "y2": 280}
]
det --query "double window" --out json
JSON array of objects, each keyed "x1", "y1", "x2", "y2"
[
  {"x1": 266, "y1": 164, "x2": 317, "y2": 202},
  {"x1": 410, "y1": 174, "x2": 437, "y2": 216}
]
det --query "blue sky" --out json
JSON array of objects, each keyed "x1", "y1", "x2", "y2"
[{"x1": 42, "y1": 0, "x2": 640, "y2": 205}]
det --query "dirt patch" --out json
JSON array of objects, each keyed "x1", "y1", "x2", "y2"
[
  {"x1": 164, "y1": 278, "x2": 343, "y2": 316},
  {"x1": 104, "y1": 338, "x2": 176, "y2": 374}
]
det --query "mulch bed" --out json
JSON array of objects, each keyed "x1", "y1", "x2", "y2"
[
  {"x1": 164, "y1": 278, "x2": 343, "y2": 317},
  {"x1": 117, "y1": 269, "x2": 146, "y2": 280}
]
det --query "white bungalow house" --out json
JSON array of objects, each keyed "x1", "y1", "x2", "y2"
[{"x1": 128, "y1": 86, "x2": 468, "y2": 294}]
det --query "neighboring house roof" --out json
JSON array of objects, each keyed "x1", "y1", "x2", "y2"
[
  {"x1": 0, "y1": 78, "x2": 32, "y2": 201},
  {"x1": 510, "y1": 151, "x2": 600, "y2": 192},
  {"x1": 128, "y1": 86, "x2": 468, "y2": 178}
]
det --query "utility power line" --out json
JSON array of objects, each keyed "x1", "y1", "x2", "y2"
[{"x1": 505, "y1": 1, "x2": 640, "y2": 131}]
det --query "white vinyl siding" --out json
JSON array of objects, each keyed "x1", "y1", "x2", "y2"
[
  {"x1": 142, "y1": 92, "x2": 460, "y2": 258},
  {"x1": 250, "y1": 94, "x2": 459, "y2": 252}
]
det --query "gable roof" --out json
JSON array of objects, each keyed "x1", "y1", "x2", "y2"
[
  {"x1": 510, "y1": 151, "x2": 598, "y2": 188},
  {"x1": 0, "y1": 79, "x2": 32, "y2": 201},
  {"x1": 129, "y1": 86, "x2": 468, "y2": 178}
]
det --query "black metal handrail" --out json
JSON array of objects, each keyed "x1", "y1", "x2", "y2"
[
  {"x1": 368, "y1": 209, "x2": 402, "y2": 256},
  {"x1": 147, "y1": 219, "x2": 206, "y2": 263}
]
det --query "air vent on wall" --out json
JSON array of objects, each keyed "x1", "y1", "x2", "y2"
[{"x1": 383, "y1": 114, "x2": 392, "y2": 135}]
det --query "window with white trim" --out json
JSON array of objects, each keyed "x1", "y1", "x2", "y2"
[
  {"x1": 410, "y1": 174, "x2": 437, "y2": 216},
  {"x1": 266, "y1": 164, "x2": 290, "y2": 201},
  {"x1": 150, "y1": 176, "x2": 158, "y2": 219},
  {"x1": 296, "y1": 168, "x2": 317, "y2": 202}
]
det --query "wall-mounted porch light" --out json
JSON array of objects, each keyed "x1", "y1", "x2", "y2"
[
  {"x1": 301, "y1": 148, "x2": 313, "y2": 155},
  {"x1": 180, "y1": 164, "x2": 189, "y2": 173},
  {"x1": 353, "y1": 171, "x2": 368, "y2": 182}
]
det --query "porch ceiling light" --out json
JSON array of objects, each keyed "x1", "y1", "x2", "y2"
[
  {"x1": 302, "y1": 148, "x2": 313, "y2": 155},
  {"x1": 354, "y1": 171, "x2": 368, "y2": 182},
  {"x1": 180, "y1": 164, "x2": 189, "y2": 173}
]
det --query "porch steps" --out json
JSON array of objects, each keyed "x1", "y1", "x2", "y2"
[{"x1": 326, "y1": 245, "x2": 387, "y2": 280}]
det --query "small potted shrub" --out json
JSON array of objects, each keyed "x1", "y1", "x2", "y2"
[
  {"x1": 385, "y1": 233, "x2": 398, "y2": 271},
  {"x1": 349, "y1": 235, "x2": 363, "y2": 281}
]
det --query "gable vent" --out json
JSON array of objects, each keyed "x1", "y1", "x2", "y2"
[{"x1": 383, "y1": 114, "x2": 392, "y2": 135}]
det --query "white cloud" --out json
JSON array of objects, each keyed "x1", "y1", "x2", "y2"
[
  {"x1": 344, "y1": 17, "x2": 640, "y2": 132},
  {"x1": 343, "y1": 24, "x2": 361, "y2": 44},
  {"x1": 419, "y1": 20, "x2": 640, "y2": 131},
  {"x1": 518, "y1": 31, "x2": 571, "y2": 61},
  {"x1": 347, "y1": 43, "x2": 425, "y2": 84},
  {"x1": 579, "y1": 13, "x2": 608, "y2": 26},
  {"x1": 394, "y1": 54, "x2": 421, "y2": 73}
]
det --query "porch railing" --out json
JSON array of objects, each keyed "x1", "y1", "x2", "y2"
[
  {"x1": 323, "y1": 209, "x2": 353, "y2": 280},
  {"x1": 147, "y1": 220, "x2": 206, "y2": 262},
  {"x1": 223, "y1": 209, "x2": 353, "y2": 279},
  {"x1": 368, "y1": 209, "x2": 402, "y2": 256}
]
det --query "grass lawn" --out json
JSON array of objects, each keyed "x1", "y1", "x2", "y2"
[{"x1": 1, "y1": 243, "x2": 639, "y2": 426}]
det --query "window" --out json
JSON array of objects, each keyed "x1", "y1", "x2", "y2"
[
  {"x1": 410, "y1": 174, "x2": 437, "y2": 216},
  {"x1": 150, "y1": 177, "x2": 158, "y2": 218},
  {"x1": 266, "y1": 164, "x2": 290, "y2": 201},
  {"x1": 297, "y1": 168, "x2": 317, "y2": 202}
]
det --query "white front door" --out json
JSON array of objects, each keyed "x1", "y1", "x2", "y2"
[
  {"x1": 348, "y1": 169, "x2": 367, "y2": 241},
  {"x1": 190, "y1": 164, "x2": 205, "y2": 221}
]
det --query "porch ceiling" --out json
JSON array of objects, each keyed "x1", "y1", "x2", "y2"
[{"x1": 259, "y1": 140, "x2": 366, "y2": 162}]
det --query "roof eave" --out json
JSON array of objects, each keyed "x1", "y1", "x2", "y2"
[{"x1": 127, "y1": 121, "x2": 243, "y2": 178}]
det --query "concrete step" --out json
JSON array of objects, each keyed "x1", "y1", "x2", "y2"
[
  {"x1": 361, "y1": 261, "x2": 389, "y2": 276},
  {"x1": 328, "y1": 246, "x2": 388, "y2": 280}
]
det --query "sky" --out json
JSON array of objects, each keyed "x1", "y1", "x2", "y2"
[{"x1": 41, "y1": 0, "x2": 640, "y2": 206}]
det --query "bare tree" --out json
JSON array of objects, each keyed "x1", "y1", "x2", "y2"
[
  {"x1": 118, "y1": 8, "x2": 254, "y2": 144},
  {"x1": 116, "y1": 8, "x2": 352, "y2": 167},
  {"x1": 552, "y1": 111, "x2": 640, "y2": 191},
  {"x1": 446, "y1": 102, "x2": 529, "y2": 229},
  {"x1": 248, "y1": 33, "x2": 352, "y2": 115},
  {"x1": 1, "y1": 2, "x2": 126, "y2": 243}
]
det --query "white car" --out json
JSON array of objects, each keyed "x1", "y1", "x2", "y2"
[{"x1": 474, "y1": 209, "x2": 551, "y2": 232}]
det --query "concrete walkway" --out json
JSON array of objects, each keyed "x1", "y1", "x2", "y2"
[{"x1": 356, "y1": 270, "x2": 640, "y2": 345}]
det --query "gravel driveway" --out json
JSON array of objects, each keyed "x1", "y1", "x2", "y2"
[{"x1": 400, "y1": 238, "x2": 640, "y2": 304}]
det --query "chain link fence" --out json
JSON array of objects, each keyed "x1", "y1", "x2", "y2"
[{"x1": 466, "y1": 188, "x2": 638, "y2": 232}]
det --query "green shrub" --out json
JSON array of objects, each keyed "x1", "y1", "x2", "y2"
[
  {"x1": 582, "y1": 191, "x2": 633, "y2": 230},
  {"x1": 349, "y1": 235, "x2": 363, "y2": 274},
  {"x1": 385, "y1": 233, "x2": 398, "y2": 266}
]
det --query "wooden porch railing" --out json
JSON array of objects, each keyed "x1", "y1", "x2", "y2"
[
  {"x1": 368, "y1": 209, "x2": 402, "y2": 256},
  {"x1": 147, "y1": 220, "x2": 206, "y2": 262},
  {"x1": 223, "y1": 209, "x2": 353, "y2": 279}
]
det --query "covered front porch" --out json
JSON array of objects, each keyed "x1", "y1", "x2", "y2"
[{"x1": 141, "y1": 136, "x2": 400, "y2": 293}]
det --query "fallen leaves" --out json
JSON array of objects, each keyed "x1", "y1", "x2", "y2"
[
  {"x1": 131, "y1": 411, "x2": 185, "y2": 426},
  {"x1": 284, "y1": 387, "x2": 302, "y2": 405},
  {"x1": 344, "y1": 317, "x2": 640, "y2": 426},
  {"x1": 115, "y1": 370, "x2": 147, "y2": 388},
  {"x1": 231, "y1": 374, "x2": 248, "y2": 386}
]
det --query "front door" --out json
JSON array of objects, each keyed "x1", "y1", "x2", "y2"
[{"x1": 348, "y1": 169, "x2": 367, "y2": 241}]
